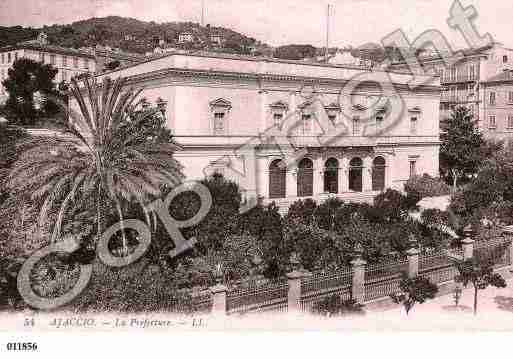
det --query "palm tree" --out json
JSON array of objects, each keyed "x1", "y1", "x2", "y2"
[{"x1": 8, "y1": 76, "x2": 184, "y2": 255}]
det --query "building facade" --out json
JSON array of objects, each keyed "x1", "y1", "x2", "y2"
[
  {"x1": 390, "y1": 43, "x2": 513, "y2": 140},
  {"x1": 0, "y1": 33, "x2": 96, "y2": 103},
  {"x1": 89, "y1": 52, "x2": 441, "y2": 208}
]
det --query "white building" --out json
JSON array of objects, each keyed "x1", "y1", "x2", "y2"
[
  {"x1": 0, "y1": 33, "x2": 96, "y2": 103},
  {"x1": 89, "y1": 51, "x2": 441, "y2": 208}
]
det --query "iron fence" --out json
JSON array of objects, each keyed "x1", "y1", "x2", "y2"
[
  {"x1": 299, "y1": 267, "x2": 352, "y2": 311},
  {"x1": 364, "y1": 259, "x2": 407, "y2": 302},
  {"x1": 474, "y1": 238, "x2": 511, "y2": 269},
  {"x1": 226, "y1": 279, "x2": 288, "y2": 315}
]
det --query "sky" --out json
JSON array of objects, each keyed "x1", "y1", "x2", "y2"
[{"x1": 0, "y1": 0, "x2": 512, "y2": 49}]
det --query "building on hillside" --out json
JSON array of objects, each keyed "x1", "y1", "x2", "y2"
[
  {"x1": 84, "y1": 51, "x2": 441, "y2": 209},
  {"x1": 389, "y1": 42, "x2": 513, "y2": 140},
  {"x1": 210, "y1": 33, "x2": 223, "y2": 46},
  {"x1": 0, "y1": 32, "x2": 96, "y2": 103},
  {"x1": 93, "y1": 47, "x2": 146, "y2": 72},
  {"x1": 178, "y1": 32, "x2": 194, "y2": 44},
  {"x1": 327, "y1": 51, "x2": 359, "y2": 66}
]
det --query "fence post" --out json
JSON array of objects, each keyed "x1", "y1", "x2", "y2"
[
  {"x1": 287, "y1": 270, "x2": 305, "y2": 313},
  {"x1": 406, "y1": 248, "x2": 420, "y2": 278},
  {"x1": 462, "y1": 238, "x2": 475, "y2": 260},
  {"x1": 210, "y1": 283, "x2": 228, "y2": 317},
  {"x1": 351, "y1": 258, "x2": 366, "y2": 304}
]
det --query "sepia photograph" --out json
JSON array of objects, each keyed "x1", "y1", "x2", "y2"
[{"x1": 1, "y1": 0, "x2": 513, "y2": 356}]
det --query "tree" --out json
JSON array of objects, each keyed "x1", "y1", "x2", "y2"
[
  {"x1": 455, "y1": 257, "x2": 507, "y2": 315},
  {"x1": 2, "y1": 58, "x2": 59, "y2": 126},
  {"x1": 7, "y1": 76, "x2": 184, "y2": 257},
  {"x1": 390, "y1": 274, "x2": 438, "y2": 315},
  {"x1": 440, "y1": 106, "x2": 486, "y2": 190},
  {"x1": 274, "y1": 44, "x2": 317, "y2": 60}
]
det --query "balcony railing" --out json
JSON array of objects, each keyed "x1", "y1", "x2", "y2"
[{"x1": 442, "y1": 75, "x2": 477, "y2": 84}]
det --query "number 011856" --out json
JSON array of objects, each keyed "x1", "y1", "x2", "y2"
[{"x1": 6, "y1": 342, "x2": 38, "y2": 351}]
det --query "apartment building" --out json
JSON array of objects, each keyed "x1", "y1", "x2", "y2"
[{"x1": 390, "y1": 42, "x2": 513, "y2": 140}]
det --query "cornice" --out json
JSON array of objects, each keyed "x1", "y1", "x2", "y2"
[{"x1": 119, "y1": 67, "x2": 441, "y2": 94}]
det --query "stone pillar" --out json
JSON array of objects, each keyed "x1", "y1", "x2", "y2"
[
  {"x1": 314, "y1": 156, "x2": 324, "y2": 196},
  {"x1": 286, "y1": 164, "x2": 297, "y2": 198},
  {"x1": 210, "y1": 283, "x2": 228, "y2": 317},
  {"x1": 351, "y1": 258, "x2": 367, "y2": 304},
  {"x1": 406, "y1": 248, "x2": 420, "y2": 278},
  {"x1": 462, "y1": 238, "x2": 475, "y2": 260},
  {"x1": 287, "y1": 270, "x2": 305, "y2": 313},
  {"x1": 339, "y1": 157, "x2": 349, "y2": 193},
  {"x1": 363, "y1": 156, "x2": 373, "y2": 192}
]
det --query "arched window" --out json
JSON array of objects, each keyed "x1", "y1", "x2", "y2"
[
  {"x1": 349, "y1": 157, "x2": 363, "y2": 192},
  {"x1": 269, "y1": 159, "x2": 286, "y2": 199},
  {"x1": 324, "y1": 158, "x2": 339, "y2": 194},
  {"x1": 372, "y1": 156, "x2": 386, "y2": 191},
  {"x1": 297, "y1": 158, "x2": 313, "y2": 197}
]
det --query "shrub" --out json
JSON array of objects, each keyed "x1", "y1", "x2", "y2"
[
  {"x1": 390, "y1": 274, "x2": 438, "y2": 315},
  {"x1": 311, "y1": 295, "x2": 365, "y2": 317},
  {"x1": 314, "y1": 198, "x2": 345, "y2": 231},
  {"x1": 404, "y1": 174, "x2": 451, "y2": 201},
  {"x1": 373, "y1": 189, "x2": 411, "y2": 221},
  {"x1": 68, "y1": 261, "x2": 196, "y2": 313}
]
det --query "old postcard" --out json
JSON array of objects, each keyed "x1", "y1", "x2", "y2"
[{"x1": 1, "y1": 0, "x2": 513, "y2": 356}]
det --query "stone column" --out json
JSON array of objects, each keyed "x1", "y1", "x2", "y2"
[
  {"x1": 351, "y1": 258, "x2": 367, "y2": 304},
  {"x1": 210, "y1": 283, "x2": 228, "y2": 317},
  {"x1": 339, "y1": 157, "x2": 349, "y2": 193},
  {"x1": 363, "y1": 156, "x2": 373, "y2": 192},
  {"x1": 462, "y1": 238, "x2": 475, "y2": 260},
  {"x1": 287, "y1": 270, "x2": 305, "y2": 313},
  {"x1": 286, "y1": 164, "x2": 297, "y2": 198},
  {"x1": 314, "y1": 156, "x2": 324, "y2": 196},
  {"x1": 406, "y1": 248, "x2": 420, "y2": 278}
]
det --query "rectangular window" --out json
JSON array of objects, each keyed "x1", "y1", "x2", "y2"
[
  {"x1": 7, "y1": 53, "x2": 11, "y2": 63},
  {"x1": 73, "y1": 57, "x2": 78, "y2": 68},
  {"x1": 469, "y1": 64, "x2": 475, "y2": 80},
  {"x1": 352, "y1": 116, "x2": 360, "y2": 136},
  {"x1": 62, "y1": 56, "x2": 67, "y2": 67},
  {"x1": 1, "y1": 53, "x2": 3, "y2": 64},
  {"x1": 214, "y1": 112, "x2": 225, "y2": 134},
  {"x1": 451, "y1": 66, "x2": 457, "y2": 81},
  {"x1": 409, "y1": 161, "x2": 417, "y2": 179},
  {"x1": 410, "y1": 116, "x2": 418, "y2": 134},
  {"x1": 14, "y1": 52, "x2": 18, "y2": 61},
  {"x1": 375, "y1": 115, "x2": 383, "y2": 133},
  {"x1": 273, "y1": 113, "x2": 283, "y2": 127},
  {"x1": 39, "y1": 52, "x2": 44, "y2": 62},
  {"x1": 490, "y1": 92, "x2": 496, "y2": 106},
  {"x1": 50, "y1": 54, "x2": 56, "y2": 65},
  {"x1": 508, "y1": 115, "x2": 513, "y2": 129},
  {"x1": 83, "y1": 58, "x2": 89, "y2": 70},
  {"x1": 504, "y1": 55, "x2": 508, "y2": 63},
  {"x1": 489, "y1": 115, "x2": 496, "y2": 129},
  {"x1": 509, "y1": 91, "x2": 513, "y2": 104},
  {"x1": 328, "y1": 114, "x2": 337, "y2": 124}
]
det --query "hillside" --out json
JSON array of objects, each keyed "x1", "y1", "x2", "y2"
[{"x1": 0, "y1": 16, "x2": 264, "y2": 55}]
